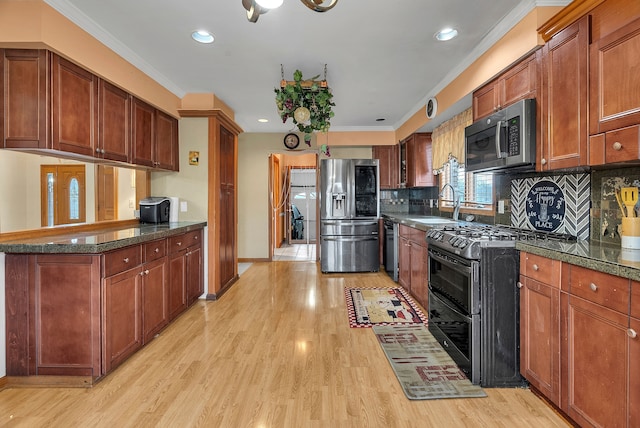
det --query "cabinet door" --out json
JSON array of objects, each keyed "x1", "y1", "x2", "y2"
[
  {"x1": 155, "y1": 110, "x2": 179, "y2": 171},
  {"x1": 168, "y1": 250, "x2": 187, "y2": 320},
  {"x1": 1, "y1": 49, "x2": 49, "y2": 149},
  {"x1": 411, "y1": 133, "x2": 434, "y2": 187},
  {"x1": 540, "y1": 16, "x2": 589, "y2": 171},
  {"x1": 98, "y1": 80, "x2": 130, "y2": 162},
  {"x1": 220, "y1": 125, "x2": 235, "y2": 187},
  {"x1": 501, "y1": 52, "x2": 538, "y2": 108},
  {"x1": 103, "y1": 266, "x2": 142, "y2": 373},
  {"x1": 630, "y1": 316, "x2": 639, "y2": 428},
  {"x1": 373, "y1": 145, "x2": 398, "y2": 189},
  {"x1": 131, "y1": 97, "x2": 155, "y2": 167},
  {"x1": 142, "y1": 257, "x2": 168, "y2": 343},
  {"x1": 562, "y1": 294, "x2": 629, "y2": 427},
  {"x1": 186, "y1": 245, "x2": 203, "y2": 304},
  {"x1": 398, "y1": 235, "x2": 411, "y2": 292},
  {"x1": 220, "y1": 186, "x2": 236, "y2": 288},
  {"x1": 409, "y1": 243, "x2": 428, "y2": 309},
  {"x1": 52, "y1": 54, "x2": 98, "y2": 157},
  {"x1": 590, "y1": 16, "x2": 640, "y2": 135},
  {"x1": 519, "y1": 276, "x2": 561, "y2": 406},
  {"x1": 473, "y1": 81, "x2": 499, "y2": 120}
]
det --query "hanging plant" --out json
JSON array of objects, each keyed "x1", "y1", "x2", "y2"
[{"x1": 275, "y1": 68, "x2": 335, "y2": 145}]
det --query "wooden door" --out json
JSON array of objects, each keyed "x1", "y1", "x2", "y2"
[
  {"x1": 103, "y1": 266, "x2": 143, "y2": 373},
  {"x1": 52, "y1": 54, "x2": 98, "y2": 157},
  {"x1": 98, "y1": 80, "x2": 130, "y2": 162},
  {"x1": 155, "y1": 110, "x2": 178, "y2": 170},
  {"x1": 168, "y1": 250, "x2": 187, "y2": 321},
  {"x1": 409, "y1": 243, "x2": 428, "y2": 309},
  {"x1": 398, "y1": 228, "x2": 411, "y2": 293},
  {"x1": 186, "y1": 245, "x2": 203, "y2": 304},
  {"x1": 96, "y1": 165, "x2": 117, "y2": 221},
  {"x1": 40, "y1": 164, "x2": 86, "y2": 227},
  {"x1": 540, "y1": 16, "x2": 589, "y2": 171},
  {"x1": 1, "y1": 49, "x2": 49, "y2": 149},
  {"x1": 412, "y1": 133, "x2": 434, "y2": 187},
  {"x1": 373, "y1": 145, "x2": 398, "y2": 189},
  {"x1": 219, "y1": 125, "x2": 236, "y2": 287},
  {"x1": 131, "y1": 97, "x2": 155, "y2": 167},
  {"x1": 142, "y1": 257, "x2": 168, "y2": 343},
  {"x1": 519, "y1": 276, "x2": 560, "y2": 406}
]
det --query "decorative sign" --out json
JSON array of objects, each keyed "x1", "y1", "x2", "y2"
[
  {"x1": 526, "y1": 180, "x2": 565, "y2": 232},
  {"x1": 189, "y1": 151, "x2": 200, "y2": 166}
]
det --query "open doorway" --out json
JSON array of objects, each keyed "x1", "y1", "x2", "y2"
[{"x1": 270, "y1": 152, "x2": 318, "y2": 261}]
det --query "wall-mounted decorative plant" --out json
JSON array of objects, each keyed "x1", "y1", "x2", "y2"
[{"x1": 275, "y1": 66, "x2": 335, "y2": 151}]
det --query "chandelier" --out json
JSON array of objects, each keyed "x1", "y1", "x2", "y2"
[{"x1": 242, "y1": 0, "x2": 338, "y2": 22}]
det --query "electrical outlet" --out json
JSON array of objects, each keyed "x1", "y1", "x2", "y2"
[
  {"x1": 180, "y1": 201, "x2": 188, "y2": 212},
  {"x1": 498, "y1": 200, "x2": 505, "y2": 214},
  {"x1": 129, "y1": 199, "x2": 134, "y2": 208}
]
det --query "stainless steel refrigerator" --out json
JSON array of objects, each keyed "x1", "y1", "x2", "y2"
[{"x1": 319, "y1": 159, "x2": 379, "y2": 273}]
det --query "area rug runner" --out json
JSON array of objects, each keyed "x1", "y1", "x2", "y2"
[
  {"x1": 344, "y1": 287, "x2": 427, "y2": 328},
  {"x1": 373, "y1": 324, "x2": 487, "y2": 400}
]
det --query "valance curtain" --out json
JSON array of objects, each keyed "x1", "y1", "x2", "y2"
[{"x1": 432, "y1": 108, "x2": 472, "y2": 174}]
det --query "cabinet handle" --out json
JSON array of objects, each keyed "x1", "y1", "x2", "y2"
[
  {"x1": 628, "y1": 328, "x2": 637, "y2": 339},
  {"x1": 517, "y1": 281, "x2": 523, "y2": 289},
  {"x1": 612, "y1": 142, "x2": 622, "y2": 151},
  {"x1": 541, "y1": 158, "x2": 547, "y2": 165},
  {"x1": 123, "y1": 257, "x2": 130, "y2": 263},
  {"x1": 177, "y1": 242, "x2": 182, "y2": 246},
  {"x1": 101, "y1": 149, "x2": 105, "y2": 154},
  {"x1": 154, "y1": 248, "x2": 160, "y2": 253},
  {"x1": 532, "y1": 264, "x2": 539, "y2": 271},
  {"x1": 144, "y1": 269, "x2": 149, "y2": 275},
  {"x1": 194, "y1": 235, "x2": 198, "y2": 240},
  {"x1": 589, "y1": 282, "x2": 598, "y2": 292},
  {"x1": 95, "y1": 147, "x2": 100, "y2": 153}
]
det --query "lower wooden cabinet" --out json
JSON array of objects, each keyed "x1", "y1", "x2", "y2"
[
  {"x1": 397, "y1": 224, "x2": 428, "y2": 309},
  {"x1": 141, "y1": 257, "x2": 169, "y2": 343},
  {"x1": 168, "y1": 229, "x2": 203, "y2": 319}
]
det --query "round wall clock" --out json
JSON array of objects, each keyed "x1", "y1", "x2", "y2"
[
  {"x1": 283, "y1": 133, "x2": 300, "y2": 150},
  {"x1": 426, "y1": 97, "x2": 438, "y2": 119}
]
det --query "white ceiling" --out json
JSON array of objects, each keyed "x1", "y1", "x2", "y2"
[{"x1": 44, "y1": 0, "x2": 569, "y2": 134}]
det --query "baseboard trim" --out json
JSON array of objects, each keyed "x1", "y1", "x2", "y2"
[
  {"x1": 5, "y1": 375, "x2": 96, "y2": 388},
  {"x1": 0, "y1": 376, "x2": 7, "y2": 391},
  {"x1": 238, "y1": 258, "x2": 269, "y2": 263}
]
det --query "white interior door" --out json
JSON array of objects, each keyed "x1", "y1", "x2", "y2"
[{"x1": 290, "y1": 168, "x2": 316, "y2": 243}]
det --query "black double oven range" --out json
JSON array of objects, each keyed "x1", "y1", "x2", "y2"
[{"x1": 425, "y1": 224, "x2": 575, "y2": 387}]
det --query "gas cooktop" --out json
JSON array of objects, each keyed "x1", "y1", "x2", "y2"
[{"x1": 426, "y1": 224, "x2": 576, "y2": 259}]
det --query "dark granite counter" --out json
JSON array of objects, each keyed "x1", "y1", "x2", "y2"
[
  {"x1": 0, "y1": 221, "x2": 207, "y2": 254},
  {"x1": 517, "y1": 239, "x2": 640, "y2": 282}
]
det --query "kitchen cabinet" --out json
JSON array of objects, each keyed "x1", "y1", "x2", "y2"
[
  {"x1": 372, "y1": 145, "x2": 399, "y2": 189},
  {"x1": 168, "y1": 229, "x2": 203, "y2": 319},
  {"x1": 0, "y1": 48, "x2": 178, "y2": 170},
  {"x1": 398, "y1": 224, "x2": 428, "y2": 309},
  {"x1": 518, "y1": 252, "x2": 562, "y2": 406},
  {"x1": 472, "y1": 51, "x2": 538, "y2": 121},
  {"x1": 539, "y1": 16, "x2": 590, "y2": 171},
  {"x1": 400, "y1": 133, "x2": 434, "y2": 188},
  {"x1": 141, "y1": 240, "x2": 169, "y2": 342}
]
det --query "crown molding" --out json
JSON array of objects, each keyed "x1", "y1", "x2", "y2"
[{"x1": 538, "y1": 0, "x2": 605, "y2": 41}]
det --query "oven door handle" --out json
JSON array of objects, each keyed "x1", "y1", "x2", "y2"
[
  {"x1": 429, "y1": 287, "x2": 470, "y2": 319},
  {"x1": 429, "y1": 251, "x2": 472, "y2": 276}
]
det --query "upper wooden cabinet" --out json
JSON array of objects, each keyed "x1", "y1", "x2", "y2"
[
  {"x1": 400, "y1": 133, "x2": 435, "y2": 188},
  {"x1": 372, "y1": 145, "x2": 399, "y2": 189},
  {"x1": 0, "y1": 48, "x2": 178, "y2": 170},
  {"x1": 539, "y1": 16, "x2": 590, "y2": 171},
  {"x1": 589, "y1": 16, "x2": 640, "y2": 165},
  {"x1": 472, "y1": 51, "x2": 538, "y2": 121}
]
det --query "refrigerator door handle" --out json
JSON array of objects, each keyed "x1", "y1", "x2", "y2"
[
  {"x1": 321, "y1": 221, "x2": 378, "y2": 227},
  {"x1": 322, "y1": 236, "x2": 378, "y2": 242}
]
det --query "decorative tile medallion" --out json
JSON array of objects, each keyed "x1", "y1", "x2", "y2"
[{"x1": 511, "y1": 173, "x2": 590, "y2": 240}]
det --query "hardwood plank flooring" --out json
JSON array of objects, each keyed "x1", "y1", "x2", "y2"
[{"x1": 0, "y1": 261, "x2": 571, "y2": 427}]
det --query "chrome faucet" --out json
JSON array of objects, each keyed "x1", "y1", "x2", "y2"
[{"x1": 440, "y1": 183, "x2": 460, "y2": 221}]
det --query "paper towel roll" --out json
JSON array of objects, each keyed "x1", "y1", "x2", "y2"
[{"x1": 169, "y1": 197, "x2": 180, "y2": 222}]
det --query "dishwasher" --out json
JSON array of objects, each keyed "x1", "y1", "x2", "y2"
[{"x1": 383, "y1": 219, "x2": 398, "y2": 281}]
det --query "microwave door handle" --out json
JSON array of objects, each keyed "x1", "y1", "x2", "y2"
[{"x1": 495, "y1": 120, "x2": 504, "y2": 159}]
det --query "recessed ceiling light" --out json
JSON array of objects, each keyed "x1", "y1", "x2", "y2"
[
  {"x1": 435, "y1": 27, "x2": 458, "y2": 41},
  {"x1": 255, "y1": 0, "x2": 283, "y2": 8},
  {"x1": 258, "y1": 118, "x2": 269, "y2": 123},
  {"x1": 376, "y1": 118, "x2": 386, "y2": 122},
  {"x1": 191, "y1": 30, "x2": 214, "y2": 44}
]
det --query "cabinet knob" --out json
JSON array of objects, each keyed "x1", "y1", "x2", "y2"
[
  {"x1": 144, "y1": 269, "x2": 149, "y2": 275},
  {"x1": 540, "y1": 158, "x2": 547, "y2": 165},
  {"x1": 628, "y1": 328, "x2": 637, "y2": 339},
  {"x1": 123, "y1": 257, "x2": 130, "y2": 263},
  {"x1": 517, "y1": 281, "x2": 523, "y2": 289},
  {"x1": 194, "y1": 235, "x2": 198, "y2": 240},
  {"x1": 154, "y1": 248, "x2": 160, "y2": 253},
  {"x1": 589, "y1": 282, "x2": 598, "y2": 292},
  {"x1": 612, "y1": 142, "x2": 623, "y2": 151},
  {"x1": 95, "y1": 147, "x2": 100, "y2": 153},
  {"x1": 177, "y1": 242, "x2": 182, "y2": 246},
  {"x1": 532, "y1": 264, "x2": 539, "y2": 271}
]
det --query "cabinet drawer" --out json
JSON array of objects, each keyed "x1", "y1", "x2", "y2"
[
  {"x1": 104, "y1": 245, "x2": 142, "y2": 277},
  {"x1": 399, "y1": 224, "x2": 412, "y2": 239},
  {"x1": 143, "y1": 239, "x2": 166, "y2": 263},
  {"x1": 521, "y1": 252, "x2": 561, "y2": 286},
  {"x1": 604, "y1": 125, "x2": 640, "y2": 164},
  {"x1": 168, "y1": 230, "x2": 202, "y2": 254},
  {"x1": 569, "y1": 265, "x2": 630, "y2": 314}
]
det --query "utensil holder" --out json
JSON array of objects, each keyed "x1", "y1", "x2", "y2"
[{"x1": 621, "y1": 217, "x2": 640, "y2": 249}]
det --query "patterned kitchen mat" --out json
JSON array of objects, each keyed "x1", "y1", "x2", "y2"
[
  {"x1": 345, "y1": 287, "x2": 427, "y2": 328},
  {"x1": 372, "y1": 324, "x2": 487, "y2": 400}
]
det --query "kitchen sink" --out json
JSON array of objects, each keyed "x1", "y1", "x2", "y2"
[{"x1": 406, "y1": 217, "x2": 458, "y2": 225}]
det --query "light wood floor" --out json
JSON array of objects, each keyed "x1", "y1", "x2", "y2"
[{"x1": 0, "y1": 261, "x2": 571, "y2": 427}]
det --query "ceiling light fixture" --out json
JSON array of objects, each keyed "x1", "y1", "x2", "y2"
[
  {"x1": 258, "y1": 118, "x2": 269, "y2": 123},
  {"x1": 435, "y1": 27, "x2": 458, "y2": 41},
  {"x1": 242, "y1": 0, "x2": 338, "y2": 22},
  {"x1": 191, "y1": 30, "x2": 214, "y2": 44}
]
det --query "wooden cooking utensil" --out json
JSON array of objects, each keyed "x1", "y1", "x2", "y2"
[
  {"x1": 616, "y1": 189, "x2": 627, "y2": 217},
  {"x1": 621, "y1": 187, "x2": 638, "y2": 218}
]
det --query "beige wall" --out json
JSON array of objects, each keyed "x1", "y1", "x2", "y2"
[
  {"x1": 238, "y1": 133, "x2": 371, "y2": 259},
  {"x1": 150, "y1": 118, "x2": 209, "y2": 223}
]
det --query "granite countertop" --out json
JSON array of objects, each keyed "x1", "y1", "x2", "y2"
[
  {"x1": 381, "y1": 213, "x2": 463, "y2": 231},
  {"x1": 0, "y1": 221, "x2": 207, "y2": 254}
]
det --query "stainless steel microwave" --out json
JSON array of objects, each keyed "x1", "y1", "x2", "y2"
[{"x1": 465, "y1": 98, "x2": 536, "y2": 172}]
